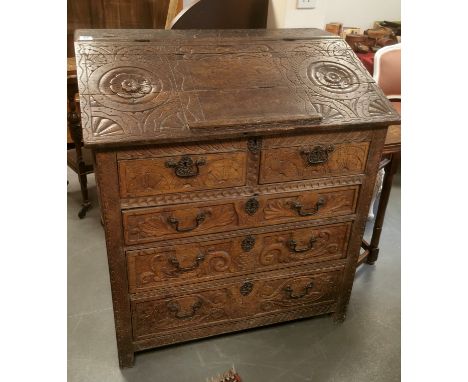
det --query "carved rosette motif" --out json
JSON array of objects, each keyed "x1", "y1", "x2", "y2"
[
  {"x1": 81, "y1": 54, "x2": 191, "y2": 138},
  {"x1": 89, "y1": 65, "x2": 165, "y2": 112},
  {"x1": 109, "y1": 72, "x2": 152, "y2": 99},
  {"x1": 300, "y1": 57, "x2": 369, "y2": 100}
]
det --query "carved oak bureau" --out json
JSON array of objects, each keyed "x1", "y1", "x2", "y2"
[{"x1": 74, "y1": 29, "x2": 400, "y2": 367}]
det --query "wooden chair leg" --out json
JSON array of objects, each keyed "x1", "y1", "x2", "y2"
[{"x1": 366, "y1": 152, "x2": 400, "y2": 264}]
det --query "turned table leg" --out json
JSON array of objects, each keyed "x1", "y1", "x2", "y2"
[
  {"x1": 67, "y1": 79, "x2": 91, "y2": 219},
  {"x1": 366, "y1": 152, "x2": 400, "y2": 265}
]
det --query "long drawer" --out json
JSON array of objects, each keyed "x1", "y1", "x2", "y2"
[
  {"x1": 131, "y1": 265, "x2": 344, "y2": 340},
  {"x1": 122, "y1": 185, "x2": 359, "y2": 245},
  {"x1": 127, "y1": 221, "x2": 351, "y2": 292}
]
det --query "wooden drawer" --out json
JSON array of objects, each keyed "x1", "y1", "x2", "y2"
[
  {"x1": 127, "y1": 222, "x2": 351, "y2": 293},
  {"x1": 131, "y1": 265, "x2": 344, "y2": 340},
  {"x1": 259, "y1": 135, "x2": 370, "y2": 184},
  {"x1": 122, "y1": 185, "x2": 359, "y2": 245},
  {"x1": 118, "y1": 151, "x2": 247, "y2": 198}
]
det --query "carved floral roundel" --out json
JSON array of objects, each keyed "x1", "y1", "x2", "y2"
[
  {"x1": 300, "y1": 57, "x2": 368, "y2": 100},
  {"x1": 88, "y1": 64, "x2": 168, "y2": 112},
  {"x1": 109, "y1": 72, "x2": 152, "y2": 99}
]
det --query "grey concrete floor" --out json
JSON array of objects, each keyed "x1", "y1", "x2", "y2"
[{"x1": 68, "y1": 167, "x2": 400, "y2": 382}]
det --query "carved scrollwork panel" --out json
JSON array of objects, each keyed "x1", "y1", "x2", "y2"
[
  {"x1": 132, "y1": 268, "x2": 343, "y2": 339},
  {"x1": 127, "y1": 223, "x2": 350, "y2": 292},
  {"x1": 123, "y1": 203, "x2": 239, "y2": 245},
  {"x1": 262, "y1": 188, "x2": 357, "y2": 222},
  {"x1": 257, "y1": 224, "x2": 349, "y2": 267}
]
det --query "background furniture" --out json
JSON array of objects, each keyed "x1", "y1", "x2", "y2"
[
  {"x1": 67, "y1": 0, "x2": 173, "y2": 57},
  {"x1": 168, "y1": 0, "x2": 268, "y2": 29},
  {"x1": 165, "y1": 0, "x2": 184, "y2": 28},
  {"x1": 67, "y1": 0, "x2": 184, "y2": 217},
  {"x1": 356, "y1": 52, "x2": 375, "y2": 75},
  {"x1": 359, "y1": 43, "x2": 401, "y2": 265},
  {"x1": 67, "y1": 59, "x2": 94, "y2": 218},
  {"x1": 74, "y1": 29, "x2": 399, "y2": 367}
]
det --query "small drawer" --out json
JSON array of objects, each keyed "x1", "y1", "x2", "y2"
[
  {"x1": 131, "y1": 266, "x2": 344, "y2": 340},
  {"x1": 127, "y1": 222, "x2": 351, "y2": 293},
  {"x1": 119, "y1": 151, "x2": 247, "y2": 198},
  {"x1": 122, "y1": 186, "x2": 359, "y2": 245},
  {"x1": 259, "y1": 139, "x2": 370, "y2": 184}
]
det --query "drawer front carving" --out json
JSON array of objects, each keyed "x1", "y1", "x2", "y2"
[
  {"x1": 124, "y1": 202, "x2": 239, "y2": 244},
  {"x1": 127, "y1": 222, "x2": 351, "y2": 292},
  {"x1": 131, "y1": 267, "x2": 344, "y2": 340},
  {"x1": 259, "y1": 142, "x2": 369, "y2": 184},
  {"x1": 122, "y1": 186, "x2": 359, "y2": 245},
  {"x1": 119, "y1": 151, "x2": 247, "y2": 198}
]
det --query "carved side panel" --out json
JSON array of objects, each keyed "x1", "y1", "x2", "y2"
[
  {"x1": 118, "y1": 151, "x2": 247, "y2": 198},
  {"x1": 333, "y1": 127, "x2": 388, "y2": 321},
  {"x1": 93, "y1": 151, "x2": 134, "y2": 367},
  {"x1": 131, "y1": 267, "x2": 343, "y2": 340},
  {"x1": 127, "y1": 222, "x2": 351, "y2": 292}
]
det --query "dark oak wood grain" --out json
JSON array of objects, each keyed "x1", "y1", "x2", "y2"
[
  {"x1": 76, "y1": 29, "x2": 397, "y2": 367},
  {"x1": 74, "y1": 29, "x2": 399, "y2": 148}
]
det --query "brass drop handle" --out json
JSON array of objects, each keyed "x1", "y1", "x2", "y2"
[
  {"x1": 287, "y1": 236, "x2": 317, "y2": 253},
  {"x1": 167, "y1": 299, "x2": 203, "y2": 319},
  {"x1": 283, "y1": 282, "x2": 314, "y2": 299},
  {"x1": 168, "y1": 253, "x2": 206, "y2": 273},
  {"x1": 165, "y1": 155, "x2": 206, "y2": 177},
  {"x1": 167, "y1": 212, "x2": 207, "y2": 232},
  {"x1": 301, "y1": 145, "x2": 335, "y2": 165},
  {"x1": 290, "y1": 197, "x2": 325, "y2": 216}
]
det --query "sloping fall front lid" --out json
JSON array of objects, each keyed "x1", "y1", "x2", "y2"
[{"x1": 74, "y1": 29, "x2": 400, "y2": 148}]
